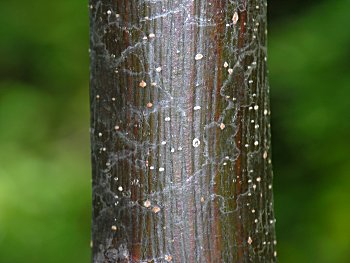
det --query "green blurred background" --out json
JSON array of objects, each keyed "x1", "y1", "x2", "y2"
[{"x1": 0, "y1": 0, "x2": 349, "y2": 262}]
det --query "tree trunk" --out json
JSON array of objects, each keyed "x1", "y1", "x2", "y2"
[{"x1": 89, "y1": 0, "x2": 277, "y2": 262}]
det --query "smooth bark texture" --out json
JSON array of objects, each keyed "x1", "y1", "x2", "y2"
[{"x1": 89, "y1": 0, "x2": 277, "y2": 262}]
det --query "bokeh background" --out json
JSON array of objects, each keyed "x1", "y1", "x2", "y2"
[{"x1": 0, "y1": 0, "x2": 349, "y2": 262}]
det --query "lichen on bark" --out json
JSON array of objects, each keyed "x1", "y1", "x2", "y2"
[{"x1": 89, "y1": 0, "x2": 277, "y2": 262}]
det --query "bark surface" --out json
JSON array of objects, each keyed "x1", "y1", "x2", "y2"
[{"x1": 89, "y1": 0, "x2": 277, "y2": 262}]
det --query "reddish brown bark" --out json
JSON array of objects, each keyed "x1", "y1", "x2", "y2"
[{"x1": 89, "y1": 0, "x2": 277, "y2": 262}]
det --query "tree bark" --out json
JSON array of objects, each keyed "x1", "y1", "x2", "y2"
[{"x1": 89, "y1": 0, "x2": 277, "y2": 262}]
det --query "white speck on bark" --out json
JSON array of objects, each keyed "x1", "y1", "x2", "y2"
[
  {"x1": 152, "y1": 206, "x2": 161, "y2": 213},
  {"x1": 192, "y1": 138, "x2": 201, "y2": 148},
  {"x1": 248, "y1": 236, "x2": 253, "y2": 244},
  {"x1": 144, "y1": 200, "x2": 151, "y2": 208},
  {"x1": 232, "y1": 12, "x2": 239, "y2": 25},
  {"x1": 263, "y1": 151, "x2": 268, "y2": 159},
  {"x1": 165, "y1": 255, "x2": 172, "y2": 262},
  {"x1": 139, "y1": 80, "x2": 147, "y2": 88},
  {"x1": 195, "y1": 53, "x2": 203, "y2": 60}
]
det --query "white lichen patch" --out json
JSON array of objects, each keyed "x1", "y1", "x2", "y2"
[
  {"x1": 149, "y1": 33, "x2": 155, "y2": 38},
  {"x1": 194, "y1": 106, "x2": 201, "y2": 111},
  {"x1": 156, "y1": 66, "x2": 162, "y2": 72}
]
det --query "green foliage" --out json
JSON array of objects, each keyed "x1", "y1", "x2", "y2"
[
  {"x1": 0, "y1": 1, "x2": 90, "y2": 262},
  {"x1": 269, "y1": 1, "x2": 350, "y2": 262},
  {"x1": 0, "y1": 0, "x2": 349, "y2": 262}
]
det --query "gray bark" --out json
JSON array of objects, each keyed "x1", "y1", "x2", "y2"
[{"x1": 89, "y1": 0, "x2": 277, "y2": 262}]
